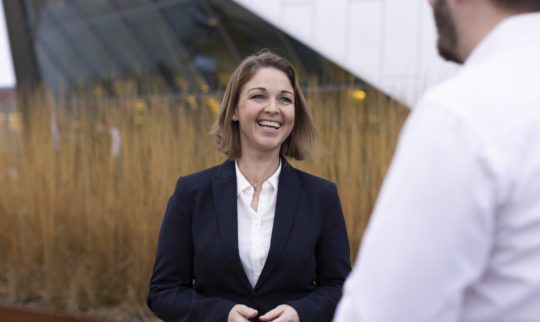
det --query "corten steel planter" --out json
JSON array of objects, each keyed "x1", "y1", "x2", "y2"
[{"x1": 0, "y1": 304, "x2": 114, "y2": 322}]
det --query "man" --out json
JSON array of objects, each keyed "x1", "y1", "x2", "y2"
[{"x1": 334, "y1": 0, "x2": 540, "y2": 321}]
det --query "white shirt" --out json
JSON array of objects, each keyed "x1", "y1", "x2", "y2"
[
  {"x1": 236, "y1": 161, "x2": 281, "y2": 288},
  {"x1": 334, "y1": 13, "x2": 540, "y2": 322}
]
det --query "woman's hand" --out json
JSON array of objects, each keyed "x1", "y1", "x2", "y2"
[
  {"x1": 228, "y1": 304, "x2": 258, "y2": 322},
  {"x1": 259, "y1": 304, "x2": 299, "y2": 322}
]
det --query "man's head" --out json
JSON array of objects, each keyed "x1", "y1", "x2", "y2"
[
  {"x1": 490, "y1": 0, "x2": 540, "y2": 13},
  {"x1": 430, "y1": 0, "x2": 540, "y2": 64},
  {"x1": 431, "y1": 0, "x2": 460, "y2": 63}
]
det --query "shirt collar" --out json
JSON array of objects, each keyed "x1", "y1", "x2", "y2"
[
  {"x1": 266, "y1": 162, "x2": 281, "y2": 191},
  {"x1": 235, "y1": 160, "x2": 281, "y2": 196},
  {"x1": 466, "y1": 12, "x2": 540, "y2": 67}
]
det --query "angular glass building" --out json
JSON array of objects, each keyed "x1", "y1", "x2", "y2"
[{"x1": 4, "y1": 0, "x2": 364, "y2": 98}]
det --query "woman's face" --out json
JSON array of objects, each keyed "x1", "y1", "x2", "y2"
[{"x1": 234, "y1": 67, "x2": 295, "y2": 158}]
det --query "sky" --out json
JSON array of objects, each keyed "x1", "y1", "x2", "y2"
[{"x1": 0, "y1": 0, "x2": 16, "y2": 88}]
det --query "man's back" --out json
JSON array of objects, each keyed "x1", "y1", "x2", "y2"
[
  {"x1": 421, "y1": 13, "x2": 540, "y2": 320},
  {"x1": 334, "y1": 12, "x2": 540, "y2": 322}
]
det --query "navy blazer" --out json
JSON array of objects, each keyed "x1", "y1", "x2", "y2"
[{"x1": 148, "y1": 159, "x2": 351, "y2": 322}]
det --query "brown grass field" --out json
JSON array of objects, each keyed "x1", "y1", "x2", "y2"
[{"x1": 0, "y1": 88, "x2": 408, "y2": 321}]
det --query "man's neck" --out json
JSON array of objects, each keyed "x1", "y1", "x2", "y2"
[{"x1": 459, "y1": 3, "x2": 515, "y2": 61}]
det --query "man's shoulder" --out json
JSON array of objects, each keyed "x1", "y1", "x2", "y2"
[
  {"x1": 417, "y1": 51, "x2": 540, "y2": 130},
  {"x1": 418, "y1": 66, "x2": 492, "y2": 112},
  {"x1": 420, "y1": 47, "x2": 539, "y2": 112}
]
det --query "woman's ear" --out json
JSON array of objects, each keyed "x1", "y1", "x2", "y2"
[{"x1": 231, "y1": 107, "x2": 239, "y2": 121}]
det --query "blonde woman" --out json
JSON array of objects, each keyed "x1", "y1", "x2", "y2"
[{"x1": 148, "y1": 51, "x2": 350, "y2": 322}]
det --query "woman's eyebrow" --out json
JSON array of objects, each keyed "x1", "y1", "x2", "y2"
[
  {"x1": 246, "y1": 88, "x2": 293, "y2": 95},
  {"x1": 247, "y1": 87, "x2": 266, "y2": 93}
]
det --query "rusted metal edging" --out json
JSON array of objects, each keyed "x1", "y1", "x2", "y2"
[{"x1": 0, "y1": 304, "x2": 114, "y2": 322}]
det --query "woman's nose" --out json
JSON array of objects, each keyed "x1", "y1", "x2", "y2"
[{"x1": 264, "y1": 99, "x2": 279, "y2": 113}]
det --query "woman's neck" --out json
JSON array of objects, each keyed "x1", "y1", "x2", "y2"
[{"x1": 237, "y1": 152, "x2": 281, "y2": 188}]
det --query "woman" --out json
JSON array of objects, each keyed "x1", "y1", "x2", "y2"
[{"x1": 148, "y1": 51, "x2": 350, "y2": 322}]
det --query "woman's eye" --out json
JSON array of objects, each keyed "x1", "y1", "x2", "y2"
[
  {"x1": 251, "y1": 95, "x2": 265, "y2": 100},
  {"x1": 280, "y1": 97, "x2": 293, "y2": 104}
]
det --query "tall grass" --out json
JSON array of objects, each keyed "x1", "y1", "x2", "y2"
[{"x1": 0, "y1": 88, "x2": 408, "y2": 321}]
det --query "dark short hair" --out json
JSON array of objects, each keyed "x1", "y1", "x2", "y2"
[
  {"x1": 490, "y1": 0, "x2": 540, "y2": 12},
  {"x1": 210, "y1": 50, "x2": 319, "y2": 160}
]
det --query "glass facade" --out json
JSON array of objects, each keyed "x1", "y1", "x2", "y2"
[{"x1": 20, "y1": 0, "x2": 365, "y2": 97}]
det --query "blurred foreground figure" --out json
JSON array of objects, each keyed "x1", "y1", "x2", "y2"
[{"x1": 334, "y1": 0, "x2": 540, "y2": 321}]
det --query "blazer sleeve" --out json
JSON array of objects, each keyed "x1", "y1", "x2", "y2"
[
  {"x1": 287, "y1": 183, "x2": 351, "y2": 322},
  {"x1": 147, "y1": 177, "x2": 236, "y2": 322}
]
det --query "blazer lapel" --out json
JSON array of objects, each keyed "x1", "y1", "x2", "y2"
[
  {"x1": 255, "y1": 160, "x2": 301, "y2": 290},
  {"x1": 212, "y1": 160, "x2": 252, "y2": 291}
]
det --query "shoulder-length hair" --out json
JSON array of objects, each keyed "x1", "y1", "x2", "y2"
[{"x1": 210, "y1": 50, "x2": 319, "y2": 160}]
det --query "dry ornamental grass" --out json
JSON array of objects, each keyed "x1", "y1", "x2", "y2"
[{"x1": 0, "y1": 87, "x2": 408, "y2": 321}]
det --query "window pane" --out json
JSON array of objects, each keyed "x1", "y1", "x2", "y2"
[
  {"x1": 71, "y1": 0, "x2": 114, "y2": 19},
  {"x1": 163, "y1": 1, "x2": 238, "y2": 90},
  {"x1": 123, "y1": 10, "x2": 192, "y2": 91}
]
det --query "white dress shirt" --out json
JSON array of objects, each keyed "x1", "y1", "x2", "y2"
[
  {"x1": 236, "y1": 161, "x2": 281, "y2": 288},
  {"x1": 334, "y1": 13, "x2": 540, "y2": 322}
]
